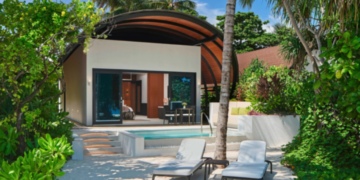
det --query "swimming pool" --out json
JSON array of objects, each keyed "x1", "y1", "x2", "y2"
[{"x1": 127, "y1": 128, "x2": 242, "y2": 139}]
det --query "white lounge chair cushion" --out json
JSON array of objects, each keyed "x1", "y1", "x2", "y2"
[
  {"x1": 153, "y1": 159, "x2": 203, "y2": 176},
  {"x1": 176, "y1": 139, "x2": 206, "y2": 160},
  {"x1": 222, "y1": 162, "x2": 268, "y2": 179},
  {"x1": 238, "y1": 140, "x2": 266, "y2": 163}
]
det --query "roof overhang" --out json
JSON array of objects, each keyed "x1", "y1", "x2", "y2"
[{"x1": 61, "y1": 10, "x2": 239, "y2": 96}]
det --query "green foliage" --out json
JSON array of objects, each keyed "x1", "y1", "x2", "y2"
[
  {"x1": 280, "y1": 30, "x2": 360, "y2": 179},
  {"x1": 170, "y1": 77, "x2": 191, "y2": 104},
  {"x1": 180, "y1": 9, "x2": 207, "y2": 21},
  {"x1": 0, "y1": 126, "x2": 20, "y2": 157},
  {"x1": 248, "y1": 66, "x2": 313, "y2": 115},
  {"x1": 316, "y1": 30, "x2": 360, "y2": 119},
  {"x1": 236, "y1": 58, "x2": 267, "y2": 101},
  {"x1": 0, "y1": 134, "x2": 73, "y2": 180},
  {"x1": 216, "y1": 12, "x2": 293, "y2": 54},
  {"x1": 0, "y1": 0, "x2": 102, "y2": 152}
]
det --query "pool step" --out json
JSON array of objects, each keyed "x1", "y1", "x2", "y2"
[
  {"x1": 84, "y1": 140, "x2": 121, "y2": 146},
  {"x1": 83, "y1": 138, "x2": 112, "y2": 143},
  {"x1": 83, "y1": 144, "x2": 113, "y2": 149},
  {"x1": 79, "y1": 133, "x2": 109, "y2": 137},
  {"x1": 84, "y1": 146, "x2": 123, "y2": 155},
  {"x1": 86, "y1": 151, "x2": 117, "y2": 155},
  {"x1": 80, "y1": 135, "x2": 118, "y2": 141}
]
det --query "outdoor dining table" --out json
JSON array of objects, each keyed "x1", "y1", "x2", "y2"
[{"x1": 174, "y1": 107, "x2": 195, "y2": 124}]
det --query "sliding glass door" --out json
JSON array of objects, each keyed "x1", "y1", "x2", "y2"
[
  {"x1": 168, "y1": 73, "x2": 195, "y2": 110},
  {"x1": 93, "y1": 71, "x2": 122, "y2": 124}
]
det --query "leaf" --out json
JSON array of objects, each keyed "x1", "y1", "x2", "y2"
[
  {"x1": 343, "y1": 32, "x2": 351, "y2": 40},
  {"x1": 347, "y1": 50, "x2": 352, "y2": 58},
  {"x1": 336, "y1": 71, "x2": 342, "y2": 79},
  {"x1": 357, "y1": 106, "x2": 360, "y2": 113},
  {"x1": 313, "y1": 80, "x2": 321, "y2": 90},
  {"x1": 346, "y1": 106, "x2": 353, "y2": 113}
]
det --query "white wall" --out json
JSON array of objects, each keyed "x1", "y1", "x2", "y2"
[
  {"x1": 86, "y1": 39, "x2": 201, "y2": 126},
  {"x1": 238, "y1": 115, "x2": 300, "y2": 147},
  {"x1": 164, "y1": 73, "x2": 169, "y2": 100},
  {"x1": 136, "y1": 73, "x2": 148, "y2": 104},
  {"x1": 63, "y1": 46, "x2": 87, "y2": 125}
]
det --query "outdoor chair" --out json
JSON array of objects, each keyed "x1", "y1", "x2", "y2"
[
  {"x1": 152, "y1": 139, "x2": 207, "y2": 180},
  {"x1": 158, "y1": 106, "x2": 178, "y2": 124},
  {"x1": 221, "y1": 140, "x2": 272, "y2": 180}
]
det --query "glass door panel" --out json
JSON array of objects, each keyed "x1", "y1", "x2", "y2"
[
  {"x1": 94, "y1": 72, "x2": 122, "y2": 123},
  {"x1": 168, "y1": 73, "x2": 195, "y2": 110}
]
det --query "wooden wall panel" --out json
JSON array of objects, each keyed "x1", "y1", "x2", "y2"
[
  {"x1": 122, "y1": 82, "x2": 131, "y2": 107},
  {"x1": 147, "y1": 73, "x2": 164, "y2": 118}
]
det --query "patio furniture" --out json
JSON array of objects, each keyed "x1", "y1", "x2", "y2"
[
  {"x1": 204, "y1": 159, "x2": 229, "y2": 180},
  {"x1": 221, "y1": 140, "x2": 272, "y2": 180},
  {"x1": 170, "y1": 101, "x2": 182, "y2": 111},
  {"x1": 175, "y1": 106, "x2": 195, "y2": 124},
  {"x1": 152, "y1": 139, "x2": 206, "y2": 180},
  {"x1": 158, "y1": 106, "x2": 179, "y2": 124}
]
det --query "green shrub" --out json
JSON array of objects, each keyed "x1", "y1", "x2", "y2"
[
  {"x1": 280, "y1": 30, "x2": 360, "y2": 179},
  {"x1": 237, "y1": 58, "x2": 314, "y2": 115},
  {"x1": 0, "y1": 134, "x2": 73, "y2": 180}
]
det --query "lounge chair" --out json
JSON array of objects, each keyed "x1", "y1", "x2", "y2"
[
  {"x1": 152, "y1": 139, "x2": 206, "y2": 180},
  {"x1": 222, "y1": 140, "x2": 272, "y2": 180}
]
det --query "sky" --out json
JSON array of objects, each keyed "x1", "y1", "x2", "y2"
[
  {"x1": 195, "y1": 0, "x2": 282, "y2": 32},
  {"x1": 0, "y1": 0, "x2": 282, "y2": 32}
]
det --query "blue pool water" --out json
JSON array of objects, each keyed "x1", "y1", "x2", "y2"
[{"x1": 128, "y1": 129, "x2": 241, "y2": 139}]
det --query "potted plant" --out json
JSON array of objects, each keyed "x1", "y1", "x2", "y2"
[{"x1": 182, "y1": 102, "x2": 187, "y2": 109}]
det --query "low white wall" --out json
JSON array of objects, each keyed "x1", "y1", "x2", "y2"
[
  {"x1": 238, "y1": 115, "x2": 300, "y2": 147},
  {"x1": 209, "y1": 102, "x2": 251, "y2": 129},
  {"x1": 119, "y1": 131, "x2": 144, "y2": 157}
]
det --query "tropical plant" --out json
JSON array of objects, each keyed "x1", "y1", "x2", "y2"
[
  {"x1": 217, "y1": 12, "x2": 293, "y2": 54},
  {"x1": 0, "y1": 0, "x2": 106, "y2": 152},
  {"x1": 214, "y1": 0, "x2": 236, "y2": 161},
  {"x1": 181, "y1": 9, "x2": 207, "y2": 21},
  {"x1": 0, "y1": 126, "x2": 21, "y2": 157},
  {"x1": 279, "y1": 36, "x2": 306, "y2": 72},
  {"x1": 247, "y1": 66, "x2": 313, "y2": 115},
  {"x1": 147, "y1": 0, "x2": 196, "y2": 11},
  {"x1": 0, "y1": 134, "x2": 73, "y2": 180},
  {"x1": 94, "y1": 0, "x2": 147, "y2": 12},
  {"x1": 236, "y1": 58, "x2": 266, "y2": 101}
]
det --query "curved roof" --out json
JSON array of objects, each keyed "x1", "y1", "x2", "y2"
[{"x1": 63, "y1": 10, "x2": 239, "y2": 97}]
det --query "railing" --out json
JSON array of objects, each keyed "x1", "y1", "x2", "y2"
[{"x1": 201, "y1": 112, "x2": 213, "y2": 136}]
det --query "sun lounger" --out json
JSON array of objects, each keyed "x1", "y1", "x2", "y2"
[
  {"x1": 152, "y1": 139, "x2": 206, "y2": 180},
  {"x1": 222, "y1": 140, "x2": 272, "y2": 180}
]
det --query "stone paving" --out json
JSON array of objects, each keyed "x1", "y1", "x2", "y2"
[{"x1": 60, "y1": 149, "x2": 296, "y2": 180}]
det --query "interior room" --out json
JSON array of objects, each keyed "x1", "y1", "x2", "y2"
[{"x1": 94, "y1": 71, "x2": 196, "y2": 126}]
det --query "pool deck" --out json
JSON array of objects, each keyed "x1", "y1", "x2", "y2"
[{"x1": 60, "y1": 149, "x2": 297, "y2": 180}]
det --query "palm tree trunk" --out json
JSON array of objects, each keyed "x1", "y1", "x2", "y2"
[
  {"x1": 282, "y1": 0, "x2": 320, "y2": 74},
  {"x1": 214, "y1": 0, "x2": 236, "y2": 161}
]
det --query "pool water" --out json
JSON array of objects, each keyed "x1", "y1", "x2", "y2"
[{"x1": 127, "y1": 129, "x2": 242, "y2": 139}]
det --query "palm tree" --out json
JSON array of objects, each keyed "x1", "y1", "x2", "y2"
[
  {"x1": 146, "y1": 0, "x2": 196, "y2": 11},
  {"x1": 93, "y1": 0, "x2": 149, "y2": 12},
  {"x1": 214, "y1": 0, "x2": 236, "y2": 161},
  {"x1": 238, "y1": 0, "x2": 320, "y2": 74}
]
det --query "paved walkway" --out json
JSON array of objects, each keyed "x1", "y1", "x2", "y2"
[{"x1": 60, "y1": 149, "x2": 296, "y2": 180}]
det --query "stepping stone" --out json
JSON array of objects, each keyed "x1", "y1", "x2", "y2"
[
  {"x1": 80, "y1": 133, "x2": 109, "y2": 137},
  {"x1": 86, "y1": 151, "x2": 116, "y2": 155},
  {"x1": 83, "y1": 138, "x2": 111, "y2": 142},
  {"x1": 83, "y1": 144, "x2": 112, "y2": 149}
]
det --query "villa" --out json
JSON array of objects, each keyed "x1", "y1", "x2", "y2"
[{"x1": 60, "y1": 10, "x2": 239, "y2": 126}]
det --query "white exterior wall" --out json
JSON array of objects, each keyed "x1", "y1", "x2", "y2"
[
  {"x1": 86, "y1": 39, "x2": 201, "y2": 126},
  {"x1": 63, "y1": 46, "x2": 87, "y2": 124},
  {"x1": 136, "y1": 73, "x2": 148, "y2": 103}
]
